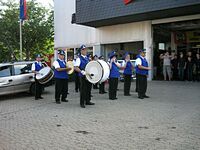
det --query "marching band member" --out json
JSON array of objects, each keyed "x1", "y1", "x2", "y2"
[
  {"x1": 73, "y1": 54, "x2": 80, "y2": 92},
  {"x1": 74, "y1": 45, "x2": 95, "y2": 108},
  {"x1": 108, "y1": 51, "x2": 121, "y2": 100},
  {"x1": 122, "y1": 52, "x2": 134, "y2": 96},
  {"x1": 99, "y1": 55, "x2": 107, "y2": 94},
  {"x1": 53, "y1": 50, "x2": 71, "y2": 104},
  {"x1": 32, "y1": 54, "x2": 44, "y2": 100},
  {"x1": 93, "y1": 55, "x2": 99, "y2": 89},
  {"x1": 135, "y1": 49, "x2": 151, "y2": 99}
]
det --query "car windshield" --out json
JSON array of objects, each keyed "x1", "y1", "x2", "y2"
[{"x1": 0, "y1": 65, "x2": 12, "y2": 77}]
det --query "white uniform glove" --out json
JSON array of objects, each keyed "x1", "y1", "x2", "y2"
[{"x1": 81, "y1": 70, "x2": 86, "y2": 75}]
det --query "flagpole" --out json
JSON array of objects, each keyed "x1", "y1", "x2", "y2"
[{"x1": 20, "y1": 19, "x2": 22, "y2": 60}]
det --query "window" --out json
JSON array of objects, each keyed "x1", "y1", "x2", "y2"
[
  {"x1": 0, "y1": 66, "x2": 12, "y2": 77},
  {"x1": 14, "y1": 64, "x2": 32, "y2": 75}
]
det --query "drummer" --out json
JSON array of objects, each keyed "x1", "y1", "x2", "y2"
[
  {"x1": 93, "y1": 55, "x2": 99, "y2": 89},
  {"x1": 53, "y1": 50, "x2": 71, "y2": 104},
  {"x1": 122, "y1": 52, "x2": 134, "y2": 96},
  {"x1": 99, "y1": 55, "x2": 107, "y2": 94},
  {"x1": 73, "y1": 53, "x2": 80, "y2": 92},
  {"x1": 74, "y1": 45, "x2": 95, "y2": 108},
  {"x1": 31, "y1": 54, "x2": 44, "y2": 100},
  {"x1": 108, "y1": 51, "x2": 121, "y2": 100}
]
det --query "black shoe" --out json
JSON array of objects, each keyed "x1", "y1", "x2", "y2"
[
  {"x1": 86, "y1": 102, "x2": 95, "y2": 105},
  {"x1": 114, "y1": 97, "x2": 118, "y2": 100},
  {"x1": 61, "y1": 99, "x2": 68, "y2": 102},
  {"x1": 103, "y1": 91, "x2": 107, "y2": 93},
  {"x1": 80, "y1": 105, "x2": 85, "y2": 108},
  {"x1": 56, "y1": 101, "x2": 61, "y2": 104},
  {"x1": 143, "y1": 95, "x2": 150, "y2": 98},
  {"x1": 109, "y1": 98, "x2": 116, "y2": 100},
  {"x1": 90, "y1": 95, "x2": 93, "y2": 97},
  {"x1": 39, "y1": 97, "x2": 43, "y2": 99},
  {"x1": 35, "y1": 98, "x2": 39, "y2": 100},
  {"x1": 138, "y1": 96, "x2": 144, "y2": 99},
  {"x1": 75, "y1": 90, "x2": 78, "y2": 93},
  {"x1": 99, "y1": 92, "x2": 103, "y2": 94}
]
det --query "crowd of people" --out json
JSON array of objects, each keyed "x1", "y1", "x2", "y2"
[
  {"x1": 32, "y1": 45, "x2": 151, "y2": 108},
  {"x1": 159, "y1": 51, "x2": 200, "y2": 81}
]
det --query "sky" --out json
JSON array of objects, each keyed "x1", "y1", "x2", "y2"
[
  {"x1": 1, "y1": 0, "x2": 54, "y2": 8},
  {"x1": 36, "y1": 0, "x2": 54, "y2": 8}
]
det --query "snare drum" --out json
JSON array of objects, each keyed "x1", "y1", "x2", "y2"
[
  {"x1": 85, "y1": 60, "x2": 110, "y2": 84},
  {"x1": 36, "y1": 67, "x2": 54, "y2": 84}
]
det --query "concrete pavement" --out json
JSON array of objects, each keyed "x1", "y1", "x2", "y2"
[{"x1": 0, "y1": 81, "x2": 199, "y2": 150}]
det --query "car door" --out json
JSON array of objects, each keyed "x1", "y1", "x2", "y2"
[
  {"x1": 0, "y1": 65, "x2": 14, "y2": 95},
  {"x1": 12, "y1": 63, "x2": 34, "y2": 93}
]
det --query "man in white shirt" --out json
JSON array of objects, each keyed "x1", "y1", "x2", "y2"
[
  {"x1": 73, "y1": 54, "x2": 80, "y2": 92},
  {"x1": 74, "y1": 45, "x2": 95, "y2": 108},
  {"x1": 135, "y1": 49, "x2": 151, "y2": 99},
  {"x1": 53, "y1": 50, "x2": 71, "y2": 104},
  {"x1": 31, "y1": 54, "x2": 44, "y2": 100}
]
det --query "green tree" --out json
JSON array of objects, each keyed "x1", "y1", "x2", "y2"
[{"x1": 0, "y1": 0, "x2": 54, "y2": 62}]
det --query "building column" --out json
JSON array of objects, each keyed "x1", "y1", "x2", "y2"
[
  {"x1": 93, "y1": 44, "x2": 101, "y2": 57},
  {"x1": 171, "y1": 32, "x2": 177, "y2": 53},
  {"x1": 54, "y1": 49, "x2": 58, "y2": 60},
  {"x1": 143, "y1": 21, "x2": 153, "y2": 80}
]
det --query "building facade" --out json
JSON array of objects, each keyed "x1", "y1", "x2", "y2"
[{"x1": 54, "y1": 0, "x2": 200, "y2": 80}]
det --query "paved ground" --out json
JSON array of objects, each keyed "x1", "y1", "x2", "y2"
[{"x1": 0, "y1": 81, "x2": 199, "y2": 150}]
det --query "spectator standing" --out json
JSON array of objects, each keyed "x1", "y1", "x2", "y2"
[
  {"x1": 171, "y1": 54, "x2": 179, "y2": 80},
  {"x1": 160, "y1": 52, "x2": 172, "y2": 81},
  {"x1": 186, "y1": 57, "x2": 194, "y2": 81},
  {"x1": 194, "y1": 53, "x2": 200, "y2": 81},
  {"x1": 178, "y1": 53, "x2": 186, "y2": 81}
]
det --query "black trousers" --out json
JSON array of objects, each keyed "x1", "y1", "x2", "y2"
[
  {"x1": 35, "y1": 78, "x2": 43, "y2": 99},
  {"x1": 135, "y1": 74, "x2": 139, "y2": 92},
  {"x1": 74, "y1": 72, "x2": 80, "y2": 92},
  {"x1": 80, "y1": 76, "x2": 91, "y2": 105},
  {"x1": 137, "y1": 74, "x2": 147, "y2": 97},
  {"x1": 172, "y1": 68, "x2": 178, "y2": 80},
  {"x1": 109, "y1": 78, "x2": 118, "y2": 99},
  {"x1": 93, "y1": 83, "x2": 99, "y2": 89},
  {"x1": 99, "y1": 82, "x2": 106, "y2": 93},
  {"x1": 124, "y1": 74, "x2": 132, "y2": 95},
  {"x1": 55, "y1": 78, "x2": 68, "y2": 102}
]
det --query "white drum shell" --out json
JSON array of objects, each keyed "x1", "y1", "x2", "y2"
[
  {"x1": 85, "y1": 60, "x2": 110, "y2": 84},
  {"x1": 98, "y1": 60, "x2": 110, "y2": 83}
]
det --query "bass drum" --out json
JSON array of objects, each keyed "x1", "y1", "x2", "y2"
[
  {"x1": 85, "y1": 60, "x2": 110, "y2": 84},
  {"x1": 36, "y1": 67, "x2": 54, "y2": 84}
]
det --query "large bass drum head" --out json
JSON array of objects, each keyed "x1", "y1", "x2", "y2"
[
  {"x1": 36, "y1": 67, "x2": 51, "y2": 80},
  {"x1": 85, "y1": 61, "x2": 103, "y2": 84}
]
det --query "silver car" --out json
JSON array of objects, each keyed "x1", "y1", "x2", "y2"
[
  {"x1": 117, "y1": 60, "x2": 136, "y2": 81},
  {"x1": 0, "y1": 61, "x2": 42, "y2": 96}
]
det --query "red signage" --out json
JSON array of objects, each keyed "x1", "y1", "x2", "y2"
[{"x1": 124, "y1": 0, "x2": 134, "y2": 5}]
